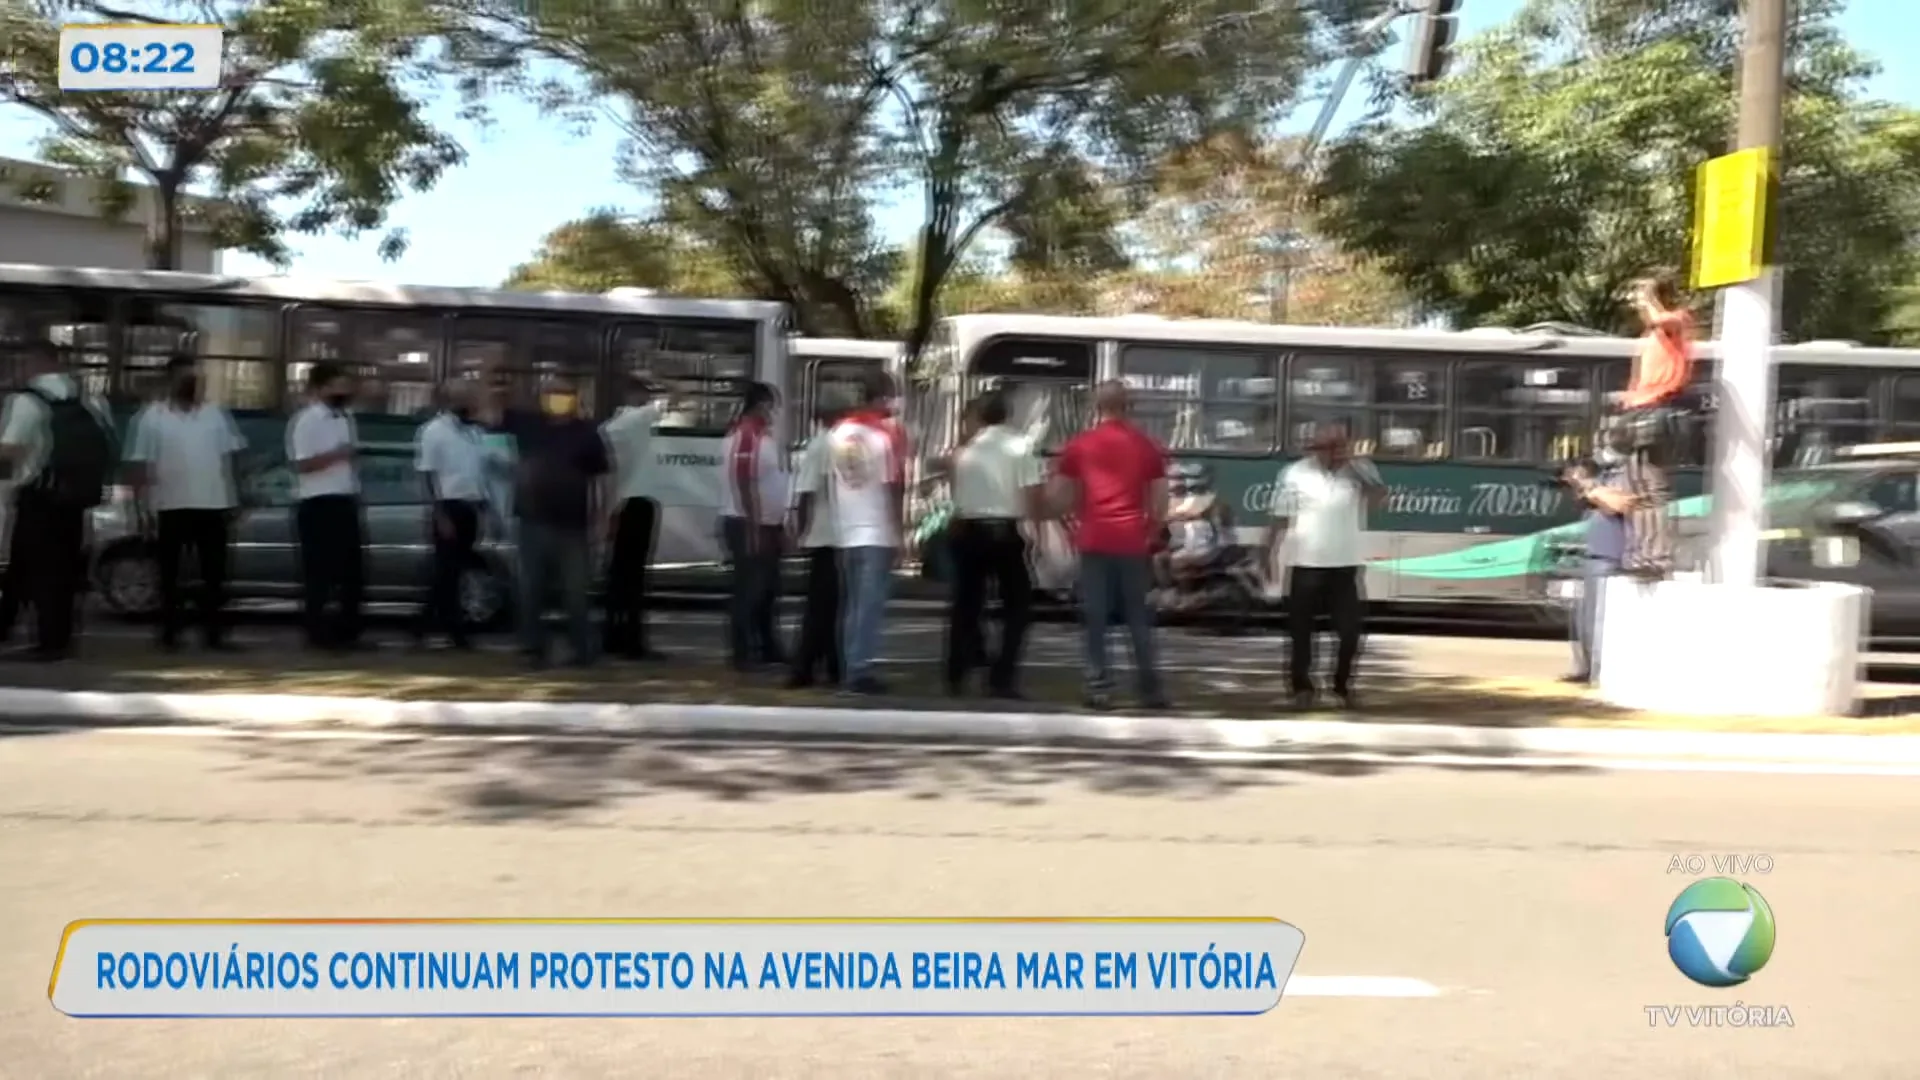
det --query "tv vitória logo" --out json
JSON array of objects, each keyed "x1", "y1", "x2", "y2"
[{"x1": 1665, "y1": 877, "x2": 1776, "y2": 988}]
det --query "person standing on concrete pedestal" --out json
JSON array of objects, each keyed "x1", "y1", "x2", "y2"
[
  {"x1": 1616, "y1": 272, "x2": 1696, "y2": 579},
  {"x1": 1560, "y1": 421, "x2": 1640, "y2": 685}
]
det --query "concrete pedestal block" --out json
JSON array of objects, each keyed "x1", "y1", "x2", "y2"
[{"x1": 1596, "y1": 578, "x2": 1868, "y2": 718}]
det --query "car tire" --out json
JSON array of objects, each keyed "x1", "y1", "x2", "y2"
[
  {"x1": 95, "y1": 541, "x2": 162, "y2": 619},
  {"x1": 459, "y1": 557, "x2": 513, "y2": 632}
]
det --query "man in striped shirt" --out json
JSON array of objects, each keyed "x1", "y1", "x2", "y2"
[
  {"x1": 1618, "y1": 272, "x2": 1695, "y2": 577},
  {"x1": 719, "y1": 382, "x2": 788, "y2": 671}
]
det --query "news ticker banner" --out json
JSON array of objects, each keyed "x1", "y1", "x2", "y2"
[
  {"x1": 49, "y1": 919, "x2": 1305, "y2": 1018},
  {"x1": 58, "y1": 23, "x2": 226, "y2": 91}
]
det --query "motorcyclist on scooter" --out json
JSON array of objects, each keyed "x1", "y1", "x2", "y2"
[{"x1": 1154, "y1": 466, "x2": 1238, "y2": 608}]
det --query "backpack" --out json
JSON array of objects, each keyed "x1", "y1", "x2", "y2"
[{"x1": 26, "y1": 387, "x2": 115, "y2": 509}]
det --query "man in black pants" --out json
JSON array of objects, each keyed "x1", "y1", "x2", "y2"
[
  {"x1": 718, "y1": 381, "x2": 786, "y2": 671},
  {"x1": 601, "y1": 373, "x2": 675, "y2": 660},
  {"x1": 1264, "y1": 423, "x2": 1383, "y2": 711},
  {"x1": 786, "y1": 397, "x2": 845, "y2": 689},
  {"x1": 943, "y1": 390, "x2": 1042, "y2": 698},
  {"x1": 0, "y1": 341, "x2": 115, "y2": 661},
  {"x1": 127, "y1": 354, "x2": 248, "y2": 652},
  {"x1": 287, "y1": 362, "x2": 367, "y2": 652},
  {"x1": 412, "y1": 380, "x2": 489, "y2": 649}
]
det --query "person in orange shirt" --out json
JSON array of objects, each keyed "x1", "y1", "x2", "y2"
[
  {"x1": 1616, "y1": 272, "x2": 1695, "y2": 577},
  {"x1": 1623, "y1": 273, "x2": 1695, "y2": 410}
]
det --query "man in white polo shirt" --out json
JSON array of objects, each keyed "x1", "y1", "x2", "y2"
[
  {"x1": 411, "y1": 379, "x2": 489, "y2": 650},
  {"x1": 1264, "y1": 422, "x2": 1383, "y2": 710},
  {"x1": 785, "y1": 395, "x2": 846, "y2": 690},
  {"x1": 127, "y1": 354, "x2": 248, "y2": 652},
  {"x1": 286, "y1": 361, "x2": 366, "y2": 653},
  {"x1": 945, "y1": 388, "x2": 1042, "y2": 699}
]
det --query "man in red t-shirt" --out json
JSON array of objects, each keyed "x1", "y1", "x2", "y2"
[{"x1": 1051, "y1": 380, "x2": 1170, "y2": 710}]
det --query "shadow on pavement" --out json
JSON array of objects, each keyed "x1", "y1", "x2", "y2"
[{"x1": 212, "y1": 732, "x2": 1592, "y2": 824}]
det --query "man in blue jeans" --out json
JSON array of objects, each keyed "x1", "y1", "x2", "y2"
[
  {"x1": 1563, "y1": 427, "x2": 1638, "y2": 684},
  {"x1": 1050, "y1": 381, "x2": 1172, "y2": 710},
  {"x1": 489, "y1": 373, "x2": 609, "y2": 669},
  {"x1": 826, "y1": 370, "x2": 905, "y2": 696}
]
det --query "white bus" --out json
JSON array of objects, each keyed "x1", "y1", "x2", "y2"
[
  {"x1": 911, "y1": 312, "x2": 1920, "y2": 606},
  {"x1": 0, "y1": 263, "x2": 790, "y2": 568}
]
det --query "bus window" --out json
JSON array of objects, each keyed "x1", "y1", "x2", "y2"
[
  {"x1": 1456, "y1": 361, "x2": 1594, "y2": 462},
  {"x1": 1778, "y1": 365, "x2": 1875, "y2": 457},
  {"x1": 1286, "y1": 354, "x2": 1365, "y2": 452},
  {"x1": 1368, "y1": 357, "x2": 1448, "y2": 458},
  {"x1": 352, "y1": 313, "x2": 440, "y2": 416},
  {"x1": 124, "y1": 302, "x2": 278, "y2": 410},
  {"x1": 289, "y1": 308, "x2": 438, "y2": 415},
  {"x1": 1886, "y1": 375, "x2": 1920, "y2": 439},
  {"x1": 529, "y1": 321, "x2": 601, "y2": 417},
  {"x1": 455, "y1": 319, "x2": 600, "y2": 417},
  {"x1": 967, "y1": 375, "x2": 1089, "y2": 454},
  {"x1": 614, "y1": 319, "x2": 756, "y2": 433},
  {"x1": 1119, "y1": 345, "x2": 1276, "y2": 453},
  {"x1": 0, "y1": 289, "x2": 112, "y2": 399},
  {"x1": 801, "y1": 359, "x2": 878, "y2": 438}
]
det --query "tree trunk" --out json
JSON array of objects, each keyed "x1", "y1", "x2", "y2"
[{"x1": 147, "y1": 182, "x2": 182, "y2": 271}]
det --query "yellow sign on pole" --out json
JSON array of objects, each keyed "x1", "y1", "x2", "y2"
[{"x1": 1691, "y1": 147, "x2": 1772, "y2": 290}]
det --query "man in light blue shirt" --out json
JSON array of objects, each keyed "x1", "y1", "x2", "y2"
[
  {"x1": 412, "y1": 380, "x2": 490, "y2": 648},
  {"x1": 1564, "y1": 427, "x2": 1638, "y2": 684}
]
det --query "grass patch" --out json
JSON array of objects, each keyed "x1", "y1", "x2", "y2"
[{"x1": 6, "y1": 640, "x2": 1919, "y2": 734}]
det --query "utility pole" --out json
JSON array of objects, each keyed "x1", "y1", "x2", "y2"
[
  {"x1": 1267, "y1": 1, "x2": 1435, "y2": 323},
  {"x1": 1706, "y1": 0, "x2": 1789, "y2": 589}
]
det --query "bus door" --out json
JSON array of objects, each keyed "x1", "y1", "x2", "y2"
[
  {"x1": 962, "y1": 336, "x2": 1096, "y2": 457},
  {"x1": 791, "y1": 354, "x2": 884, "y2": 461},
  {"x1": 610, "y1": 317, "x2": 759, "y2": 565},
  {"x1": 962, "y1": 336, "x2": 1096, "y2": 594}
]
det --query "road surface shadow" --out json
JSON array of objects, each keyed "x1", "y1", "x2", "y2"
[{"x1": 214, "y1": 733, "x2": 1588, "y2": 824}]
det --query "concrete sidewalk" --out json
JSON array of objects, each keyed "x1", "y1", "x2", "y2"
[{"x1": 3, "y1": 686, "x2": 1919, "y2": 771}]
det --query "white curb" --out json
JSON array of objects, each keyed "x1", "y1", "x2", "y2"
[{"x1": 0, "y1": 687, "x2": 1916, "y2": 766}]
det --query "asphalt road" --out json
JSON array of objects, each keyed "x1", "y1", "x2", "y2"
[{"x1": 2, "y1": 727, "x2": 1916, "y2": 1078}]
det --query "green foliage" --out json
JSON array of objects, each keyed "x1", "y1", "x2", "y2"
[
  {"x1": 0, "y1": 0, "x2": 462, "y2": 268},
  {"x1": 501, "y1": 209, "x2": 745, "y2": 298},
  {"x1": 464, "y1": 0, "x2": 1360, "y2": 356},
  {"x1": 1310, "y1": 0, "x2": 1920, "y2": 342}
]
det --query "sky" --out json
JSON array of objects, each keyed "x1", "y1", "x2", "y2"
[{"x1": 4, "y1": 0, "x2": 1916, "y2": 288}]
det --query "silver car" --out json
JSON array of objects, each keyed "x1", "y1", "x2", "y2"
[{"x1": 87, "y1": 442, "x2": 516, "y2": 628}]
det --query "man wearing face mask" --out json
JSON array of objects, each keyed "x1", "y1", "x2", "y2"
[
  {"x1": 1559, "y1": 421, "x2": 1639, "y2": 685},
  {"x1": 493, "y1": 374, "x2": 609, "y2": 669},
  {"x1": 411, "y1": 380, "x2": 490, "y2": 650},
  {"x1": 287, "y1": 362, "x2": 367, "y2": 653},
  {"x1": 127, "y1": 354, "x2": 248, "y2": 652}
]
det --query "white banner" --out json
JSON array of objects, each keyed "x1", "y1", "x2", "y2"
[{"x1": 49, "y1": 919, "x2": 1304, "y2": 1018}]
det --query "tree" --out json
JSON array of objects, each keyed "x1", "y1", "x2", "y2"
[
  {"x1": 0, "y1": 0, "x2": 463, "y2": 269},
  {"x1": 1125, "y1": 130, "x2": 1413, "y2": 324},
  {"x1": 1310, "y1": 0, "x2": 1920, "y2": 341},
  {"x1": 502, "y1": 210, "x2": 745, "y2": 296},
  {"x1": 464, "y1": 0, "x2": 1363, "y2": 356},
  {"x1": 460, "y1": 0, "x2": 899, "y2": 338}
]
